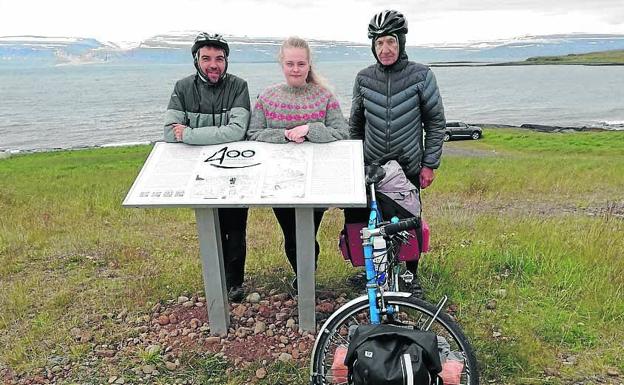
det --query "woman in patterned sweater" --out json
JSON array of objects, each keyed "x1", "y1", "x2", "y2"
[{"x1": 248, "y1": 36, "x2": 348, "y2": 290}]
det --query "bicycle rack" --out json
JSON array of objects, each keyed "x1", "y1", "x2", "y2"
[{"x1": 425, "y1": 295, "x2": 448, "y2": 331}]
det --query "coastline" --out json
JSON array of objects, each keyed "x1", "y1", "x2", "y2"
[{"x1": 1, "y1": 123, "x2": 621, "y2": 159}]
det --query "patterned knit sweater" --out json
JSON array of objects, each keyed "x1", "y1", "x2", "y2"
[{"x1": 247, "y1": 82, "x2": 349, "y2": 143}]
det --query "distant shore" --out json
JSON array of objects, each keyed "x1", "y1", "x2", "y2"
[{"x1": 430, "y1": 49, "x2": 624, "y2": 67}]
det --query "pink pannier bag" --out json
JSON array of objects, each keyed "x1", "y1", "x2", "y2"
[{"x1": 339, "y1": 220, "x2": 429, "y2": 267}]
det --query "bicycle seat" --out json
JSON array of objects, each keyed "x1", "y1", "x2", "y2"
[{"x1": 365, "y1": 164, "x2": 386, "y2": 185}]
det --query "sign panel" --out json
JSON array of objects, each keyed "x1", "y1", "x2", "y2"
[{"x1": 123, "y1": 140, "x2": 367, "y2": 208}]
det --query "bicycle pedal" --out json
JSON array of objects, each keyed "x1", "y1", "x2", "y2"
[{"x1": 400, "y1": 270, "x2": 414, "y2": 284}]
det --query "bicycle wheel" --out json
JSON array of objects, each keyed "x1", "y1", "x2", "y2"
[{"x1": 310, "y1": 293, "x2": 479, "y2": 385}]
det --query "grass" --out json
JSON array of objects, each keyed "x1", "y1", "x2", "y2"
[
  {"x1": 524, "y1": 49, "x2": 624, "y2": 65},
  {"x1": 1, "y1": 128, "x2": 623, "y2": 383}
]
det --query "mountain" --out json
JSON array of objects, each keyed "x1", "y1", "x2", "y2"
[{"x1": 2, "y1": 32, "x2": 624, "y2": 66}]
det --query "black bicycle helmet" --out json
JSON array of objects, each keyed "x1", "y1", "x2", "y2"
[
  {"x1": 191, "y1": 32, "x2": 229, "y2": 83},
  {"x1": 367, "y1": 10, "x2": 408, "y2": 39},
  {"x1": 191, "y1": 32, "x2": 230, "y2": 58}
]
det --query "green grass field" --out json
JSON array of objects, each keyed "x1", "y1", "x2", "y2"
[{"x1": 1, "y1": 127, "x2": 623, "y2": 384}]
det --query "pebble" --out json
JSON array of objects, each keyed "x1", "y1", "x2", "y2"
[
  {"x1": 286, "y1": 319, "x2": 297, "y2": 329},
  {"x1": 146, "y1": 344, "x2": 161, "y2": 355},
  {"x1": 142, "y1": 365, "x2": 156, "y2": 374},
  {"x1": 157, "y1": 315, "x2": 170, "y2": 326},
  {"x1": 316, "y1": 302, "x2": 334, "y2": 313},
  {"x1": 206, "y1": 336, "x2": 221, "y2": 345},
  {"x1": 177, "y1": 296, "x2": 190, "y2": 304},
  {"x1": 182, "y1": 301, "x2": 194, "y2": 308},
  {"x1": 232, "y1": 305, "x2": 248, "y2": 317},
  {"x1": 190, "y1": 318, "x2": 201, "y2": 329},
  {"x1": 485, "y1": 299, "x2": 497, "y2": 310},
  {"x1": 607, "y1": 369, "x2": 620, "y2": 377},
  {"x1": 279, "y1": 336, "x2": 289, "y2": 344},
  {"x1": 278, "y1": 353, "x2": 293, "y2": 362},
  {"x1": 255, "y1": 368, "x2": 267, "y2": 379},
  {"x1": 275, "y1": 313, "x2": 288, "y2": 321},
  {"x1": 254, "y1": 321, "x2": 267, "y2": 334},
  {"x1": 247, "y1": 292, "x2": 261, "y2": 303},
  {"x1": 195, "y1": 302, "x2": 204, "y2": 307},
  {"x1": 165, "y1": 361, "x2": 177, "y2": 371},
  {"x1": 169, "y1": 314, "x2": 179, "y2": 324}
]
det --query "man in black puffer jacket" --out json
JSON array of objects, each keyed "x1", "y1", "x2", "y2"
[{"x1": 349, "y1": 10, "x2": 446, "y2": 297}]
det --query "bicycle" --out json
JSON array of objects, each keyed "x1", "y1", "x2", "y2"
[{"x1": 310, "y1": 159, "x2": 479, "y2": 385}]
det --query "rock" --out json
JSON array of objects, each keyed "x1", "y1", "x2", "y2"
[
  {"x1": 255, "y1": 367, "x2": 267, "y2": 379},
  {"x1": 316, "y1": 302, "x2": 334, "y2": 313},
  {"x1": 165, "y1": 361, "x2": 177, "y2": 371},
  {"x1": 206, "y1": 336, "x2": 221, "y2": 345},
  {"x1": 70, "y1": 327, "x2": 82, "y2": 339},
  {"x1": 292, "y1": 349, "x2": 300, "y2": 359},
  {"x1": 278, "y1": 353, "x2": 293, "y2": 362},
  {"x1": 146, "y1": 344, "x2": 161, "y2": 355},
  {"x1": 198, "y1": 296, "x2": 206, "y2": 302},
  {"x1": 190, "y1": 318, "x2": 201, "y2": 329},
  {"x1": 169, "y1": 314, "x2": 179, "y2": 324},
  {"x1": 177, "y1": 296, "x2": 190, "y2": 304},
  {"x1": 607, "y1": 369, "x2": 620, "y2": 377},
  {"x1": 182, "y1": 301, "x2": 194, "y2": 308},
  {"x1": 286, "y1": 319, "x2": 297, "y2": 329},
  {"x1": 279, "y1": 336, "x2": 289, "y2": 344},
  {"x1": 485, "y1": 299, "x2": 497, "y2": 310},
  {"x1": 275, "y1": 313, "x2": 288, "y2": 321},
  {"x1": 247, "y1": 293, "x2": 261, "y2": 303},
  {"x1": 117, "y1": 309, "x2": 128, "y2": 320},
  {"x1": 232, "y1": 305, "x2": 248, "y2": 317},
  {"x1": 108, "y1": 376, "x2": 118, "y2": 384},
  {"x1": 258, "y1": 305, "x2": 271, "y2": 317},
  {"x1": 95, "y1": 349, "x2": 116, "y2": 358},
  {"x1": 544, "y1": 368, "x2": 560, "y2": 377},
  {"x1": 199, "y1": 326, "x2": 210, "y2": 333},
  {"x1": 51, "y1": 365, "x2": 62, "y2": 373},
  {"x1": 157, "y1": 316, "x2": 170, "y2": 326},
  {"x1": 195, "y1": 302, "x2": 204, "y2": 308},
  {"x1": 142, "y1": 365, "x2": 156, "y2": 374},
  {"x1": 254, "y1": 321, "x2": 267, "y2": 334},
  {"x1": 266, "y1": 330, "x2": 275, "y2": 337}
]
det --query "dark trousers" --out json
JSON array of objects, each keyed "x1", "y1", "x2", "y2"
[
  {"x1": 218, "y1": 207, "x2": 248, "y2": 288},
  {"x1": 273, "y1": 208, "x2": 324, "y2": 273}
]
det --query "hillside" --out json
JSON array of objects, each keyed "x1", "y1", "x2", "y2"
[{"x1": 524, "y1": 49, "x2": 624, "y2": 65}]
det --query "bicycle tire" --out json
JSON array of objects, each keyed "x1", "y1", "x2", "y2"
[{"x1": 310, "y1": 293, "x2": 479, "y2": 385}]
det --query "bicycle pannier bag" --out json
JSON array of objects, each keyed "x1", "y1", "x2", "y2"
[{"x1": 344, "y1": 324, "x2": 442, "y2": 385}]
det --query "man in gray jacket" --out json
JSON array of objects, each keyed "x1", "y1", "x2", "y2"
[
  {"x1": 164, "y1": 33, "x2": 251, "y2": 302},
  {"x1": 350, "y1": 10, "x2": 446, "y2": 297}
]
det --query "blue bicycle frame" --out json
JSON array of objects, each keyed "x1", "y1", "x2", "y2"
[{"x1": 363, "y1": 181, "x2": 383, "y2": 324}]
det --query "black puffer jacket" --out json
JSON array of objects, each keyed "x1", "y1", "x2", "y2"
[{"x1": 349, "y1": 57, "x2": 446, "y2": 179}]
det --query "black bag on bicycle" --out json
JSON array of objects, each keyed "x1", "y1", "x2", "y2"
[{"x1": 344, "y1": 324, "x2": 442, "y2": 385}]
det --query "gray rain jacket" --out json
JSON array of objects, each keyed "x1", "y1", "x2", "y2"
[
  {"x1": 164, "y1": 73, "x2": 250, "y2": 144},
  {"x1": 349, "y1": 57, "x2": 446, "y2": 179}
]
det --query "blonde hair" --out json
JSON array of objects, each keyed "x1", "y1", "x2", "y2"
[{"x1": 278, "y1": 36, "x2": 331, "y2": 91}]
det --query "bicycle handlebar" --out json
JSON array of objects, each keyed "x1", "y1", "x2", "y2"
[{"x1": 380, "y1": 217, "x2": 421, "y2": 236}]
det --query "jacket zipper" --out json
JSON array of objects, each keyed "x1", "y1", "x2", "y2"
[{"x1": 386, "y1": 71, "x2": 391, "y2": 153}]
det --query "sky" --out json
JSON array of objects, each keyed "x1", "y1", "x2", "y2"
[{"x1": 1, "y1": 0, "x2": 624, "y2": 45}]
